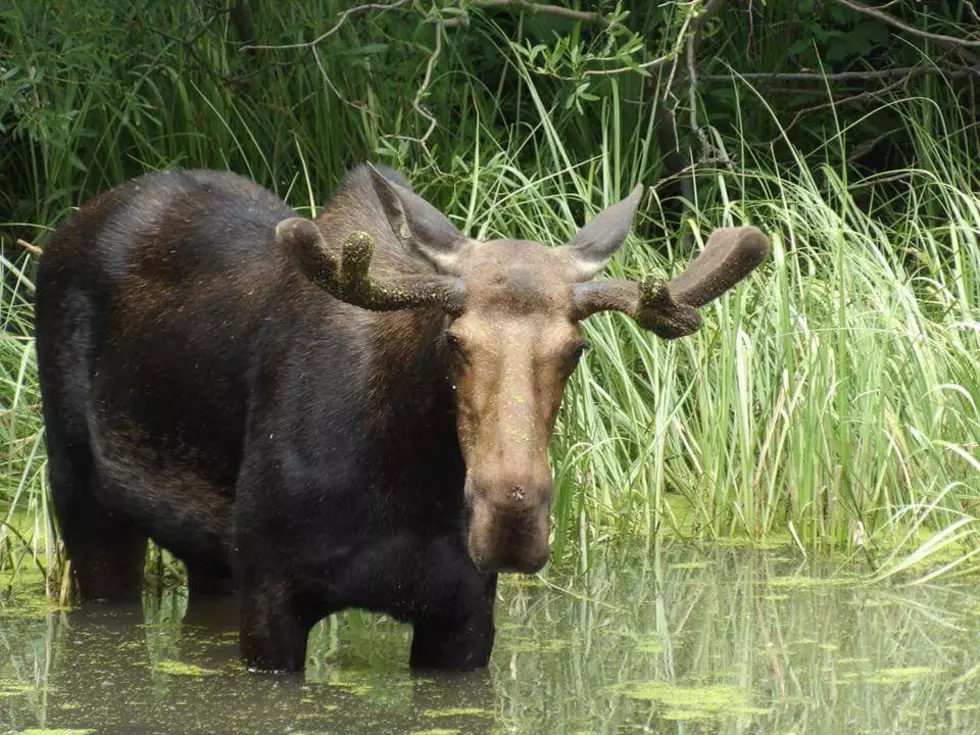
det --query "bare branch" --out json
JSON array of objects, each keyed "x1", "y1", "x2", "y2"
[
  {"x1": 311, "y1": 46, "x2": 377, "y2": 117},
  {"x1": 471, "y1": 0, "x2": 628, "y2": 32},
  {"x1": 15, "y1": 238, "x2": 43, "y2": 257},
  {"x1": 411, "y1": 20, "x2": 444, "y2": 150},
  {"x1": 582, "y1": 53, "x2": 674, "y2": 77},
  {"x1": 685, "y1": 0, "x2": 727, "y2": 162},
  {"x1": 664, "y1": 5, "x2": 695, "y2": 96},
  {"x1": 834, "y1": 0, "x2": 980, "y2": 48},
  {"x1": 703, "y1": 64, "x2": 978, "y2": 83},
  {"x1": 242, "y1": 0, "x2": 411, "y2": 51},
  {"x1": 775, "y1": 69, "x2": 917, "y2": 139},
  {"x1": 966, "y1": 1, "x2": 980, "y2": 24}
]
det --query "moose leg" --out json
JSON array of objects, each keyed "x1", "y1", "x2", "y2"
[
  {"x1": 409, "y1": 602, "x2": 496, "y2": 670},
  {"x1": 409, "y1": 559, "x2": 498, "y2": 671},
  {"x1": 61, "y1": 504, "x2": 148, "y2": 603},
  {"x1": 238, "y1": 573, "x2": 312, "y2": 672},
  {"x1": 48, "y1": 451, "x2": 147, "y2": 602}
]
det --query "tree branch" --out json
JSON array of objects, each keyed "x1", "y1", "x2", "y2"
[
  {"x1": 775, "y1": 69, "x2": 918, "y2": 139},
  {"x1": 311, "y1": 46, "x2": 377, "y2": 116},
  {"x1": 410, "y1": 20, "x2": 444, "y2": 149},
  {"x1": 685, "y1": 0, "x2": 727, "y2": 161},
  {"x1": 242, "y1": 0, "x2": 411, "y2": 51},
  {"x1": 834, "y1": 0, "x2": 980, "y2": 48},
  {"x1": 15, "y1": 238, "x2": 43, "y2": 257},
  {"x1": 472, "y1": 0, "x2": 628, "y2": 32},
  {"x1": 703, "y1": 64, "x2": 978, "y2": 83}
]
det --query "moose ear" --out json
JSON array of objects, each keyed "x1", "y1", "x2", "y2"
[
  {"x1": 367, "y1": 163, "x2": 469, "y2": 274},
  {"x1": 556, "y1": 184, "x2": 644, "y2": 281}
]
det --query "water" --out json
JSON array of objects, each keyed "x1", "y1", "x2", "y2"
[{"x1": 2, "y1": 545, "x2": 980, "y2": 734}]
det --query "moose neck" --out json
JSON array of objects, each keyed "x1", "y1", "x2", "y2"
[
  {"x1": 311, "y1": 171, "x2": 465, "y2": 491},
  {"x1": 360, "y1": 306, "x2": 465, "y2": 504}
]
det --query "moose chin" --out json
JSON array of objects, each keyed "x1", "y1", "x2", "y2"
[{"x1": 34, "y1": 163, "x2": 769, "y2": 672}]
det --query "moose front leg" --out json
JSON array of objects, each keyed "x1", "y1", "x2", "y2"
[
  {"x1": 409, "y1": 595, "x2": 496, "y2": 671},
  {"x1": 409, "y1": 560, "x2": 498, "y2": 671},
  {"x1": 239, "y1": 573, "x2": 313, "y2": 672}
]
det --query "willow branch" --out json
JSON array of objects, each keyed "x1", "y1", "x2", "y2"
[
  {"x1": 472, "y1": 0, "x2": 628, "y2": 32},
  {"x1": 703, "y1": 64, "x2": 978, "y2": 83},
  {"x1": 685, "y1": 0, "x2": 727, "y2": 159},
  {"x1": 15, "y1": 238, "x2": 43, "y2": 257},
  {"x1": 834, "y1": 0, "x2": 980, "y2": 48},
  {"x1": 411, "y1": 20, "x2": 444, "y2": 149},
  {"x1": 242, "y1": 0, "x2": 411, "y2": 51}
]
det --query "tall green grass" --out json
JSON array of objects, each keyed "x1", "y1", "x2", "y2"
[
  {"x1": 1, "y1": 2, "x2": 978, "y2": 588},
  {"x1": 479, "y1": 92, "x2": 980, "y2": 573}
]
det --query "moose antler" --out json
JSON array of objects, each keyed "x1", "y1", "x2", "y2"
[
  {"x1": 276, "y1": 218, "x2": 466, "y2": 313},
  {"x1": 573, "y1": 226, "x2": 770, "y2": 338}
]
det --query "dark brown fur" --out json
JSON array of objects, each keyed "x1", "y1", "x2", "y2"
[{"x1": 36, "y1": 164, "x2": 767, "y2": 673}]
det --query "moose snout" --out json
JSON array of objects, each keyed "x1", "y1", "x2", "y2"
[{"x1": 465, "y1": 471, "x2": 553, "y2": 574}]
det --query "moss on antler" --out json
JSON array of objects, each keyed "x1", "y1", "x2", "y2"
[
  {"x1": 297, "y1": 229, "x2": 464, "y2": 313},
  {"x1": 632, "y1": 275, "x2": 702, "y2": 339}
]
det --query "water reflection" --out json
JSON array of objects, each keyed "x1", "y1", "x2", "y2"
[{"x1": 2, "y1": 545, "x2": 979, "y2": 734}]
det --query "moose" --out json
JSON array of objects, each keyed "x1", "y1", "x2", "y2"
[{"x1": 35, "y1": 164, "x2": 768, "y2": 671}]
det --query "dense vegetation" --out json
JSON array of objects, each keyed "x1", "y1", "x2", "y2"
[{"x1": 2, "y1": 1, "x2": 978, "y2": 588}]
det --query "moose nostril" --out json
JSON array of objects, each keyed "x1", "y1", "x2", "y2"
[{"x1": 509, "y1": 485, "x2": 526, "y2": 502}]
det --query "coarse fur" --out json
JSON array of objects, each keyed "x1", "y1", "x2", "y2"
[
  {"x1": 36, "y1": 166, "x2": 493, "y2": 670},
  {"x1": 35, "y1": 163, "x2": 768, "y2": 672}
]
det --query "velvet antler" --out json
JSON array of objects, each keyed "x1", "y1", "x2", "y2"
[
  {"x1": 276, "y1": 218, "x2": 466, "y2": 313},
  {"x1": 572, "y1": 226, "x2": 770, "y2": 339}
]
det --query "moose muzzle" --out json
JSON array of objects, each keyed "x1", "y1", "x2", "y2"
[{"x1": 465, "y1": 468, "x2": 553, "y2": 574}]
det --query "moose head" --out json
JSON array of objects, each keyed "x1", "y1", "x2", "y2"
[{"x1": 276, "y1": 166, "x2": 769, "y2": 574}]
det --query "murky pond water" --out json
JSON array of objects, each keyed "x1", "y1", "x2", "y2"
[{"x1": 2, "y1": 545, "x2": 980, "y2": 734}]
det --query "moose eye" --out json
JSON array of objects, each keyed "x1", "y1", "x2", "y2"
[
  {"x1": 445, "y1": 331, "x2": 469, "y2": 361},
  {"x1": 569, "y1": 341, "x2": 589, "y2": 367}
]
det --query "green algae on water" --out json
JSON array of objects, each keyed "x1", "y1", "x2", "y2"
[
  {"x1": 635, "y1": 635, "x2": 663, "y2": 653},
  {"x1": 864, "y1": 666, "x2": 942, "y2": 684},
  {"x1": 606, "y1": 680, "x2": 766, "y2": 719},
  {"x1": 503, "y1": 637, "x2": 570, "y2": 653},
  {"x1": 19, "y1": 730, "x2": 96, "y2": 735},
  {"x1": 769, "y1": 575, "x2": 856, "y2": 588},
  {"x1": 153, "y1": 660, "x2": 220, "y2": 677},
  {"x1": 0, "y1": 679, "x2": 36, "y2": 698},
  {"x1": 0, "y1": 589, "x2": 70, "y2": 620},
  {"x1": 662, "y1": 709, "x2": 715, "y2": 721},
  {"x1": 422, "y1": 707, "x2": 491, "y2": 718},
  {"x1": 321, "y1": 673, "x2": 374, "y2": 697}
]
